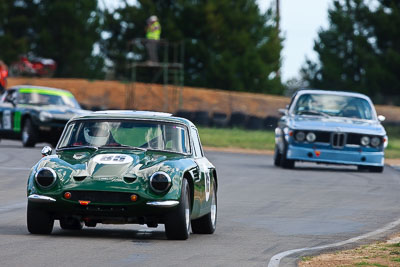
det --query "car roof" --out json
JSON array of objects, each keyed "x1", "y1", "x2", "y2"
[
  {"x1": 71, "y1": 110, "x2": 195, "y2": 127},
  {"x1": 10, "y1": 85, "x2": 71, "y2": 94},
  {"x1": 295, "y1": 89, "x2": 371, "y2": 100}
]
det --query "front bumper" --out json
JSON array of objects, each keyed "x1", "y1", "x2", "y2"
[
  {"x1": 28, "y1": 194, "x2": 179, "y2": 207},
  {"x1": 26, "y1": 193, "x2": 180, "y2": 222},
  {"x1": 287, "y1": 144, "x2": 384, "y2": 166}
]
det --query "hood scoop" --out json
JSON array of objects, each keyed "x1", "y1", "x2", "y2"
[
  {"x1": 73, "y1": 175, "x2": 87, "y2": 181},
  {"x1": 73, "y1": 169, "x2": 89, "y2": 181}
]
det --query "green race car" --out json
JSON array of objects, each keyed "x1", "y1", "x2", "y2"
[
  {"x1": 26, "y1": 110, "x2": 218, "y2": 240},
  {"x1": 0, "y1": 85, "x2": 86, "y2": 147}
]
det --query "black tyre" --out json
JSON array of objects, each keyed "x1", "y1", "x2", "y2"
[
  {"x1": 358, "y1": 165, "x2": 384, "y2": 173},
  {"x1": 280, "y1": 141, "x2": 295, "y2": 169},
  {"x1": 369, "y1": 166, "x2": 384, "y2": 173},
  {"x1": 165, "y1": 179, "x2": 191, "y2": 240},
  {"x1": 191, "y1": 180, "x2": 217, "y2": 234},
  {"x1": 273, "y1": 146, "x2": 282, "y2": 167},
  {"x1": 60, "y1": 217, "x2": 83, "y2": 230},
  {"x1": 27, "y1": 202, "x2": 54, "y2": 234},
  {"x1": 22, "y1": 119, "x2": 37, "y2": 147}
]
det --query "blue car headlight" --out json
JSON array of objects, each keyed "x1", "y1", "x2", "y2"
[
  {"x1": 360, "y1": 136, "x2": 370, "y2": 146},
  {"x1": 306, "y1": 132, "x2": 316, "y2": 142},
  {"x1": 370, "y1": 137, "x2": 381, "y2": 147},
  {"x1": 295, "y1": 131, "x2": 305, "y2": 142}
]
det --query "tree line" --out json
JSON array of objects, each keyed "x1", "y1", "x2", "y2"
[
  {"x1": 302, "y1": 0, "x2": 400, "y2": 104},
  {"x1": 1, "y1": 0, "x2": 399, "y2": 103},
  {"x1": 0, "y1": 0, "x2": 283, "y2": 94}
]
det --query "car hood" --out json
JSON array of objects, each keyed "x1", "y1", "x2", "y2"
[
  {"x1": 287, "y1": 115, "x2": 386, "y2": 135},
  {"x1": 20, "y1": 104, "x2": 89, "y2": 120},
  {"x1": 42, "y1": 149, "x2": 189, "y2": 182}
]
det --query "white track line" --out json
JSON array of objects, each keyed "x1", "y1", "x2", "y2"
[{"x1": 268, "y1": 216, "x2": 400, "y2": 267}]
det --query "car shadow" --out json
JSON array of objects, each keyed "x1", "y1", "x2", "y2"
[
  {"x1": 292, "y1": 166, "x2": 359, "y2": 172},
  {"x1": 51, "y1": 227, "x2": 168, "y2": 241},
  {"x1": 0, "y1": 224, "x2": 168, "y2": 241}
]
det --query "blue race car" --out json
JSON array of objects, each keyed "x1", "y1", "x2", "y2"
[{"x1": 274, "y1": 89, "x2": 387, "y2": 172}]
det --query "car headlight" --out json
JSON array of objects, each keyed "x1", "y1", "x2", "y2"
[
  {"x1": 295, "y1": 131, "x2": 305, "y2": 142},
  {"x1": 306, "y1": 132, "x2": 316, "y2": 142},
  {"x1": 35, "y1": 167, "x2": 57, "y2": 188},
  {"x1": 39, "y1": 111, "x2": 53, "y2": 122},
  {"x1": 149, "y1": 171, "x2": 171, "y2": 193},
  {"x1": 370, "y1": 136, "x2": 381, "y2": 147},
  {"x1": 360, "y1": 136, "x2": 370, "y2": 146}
]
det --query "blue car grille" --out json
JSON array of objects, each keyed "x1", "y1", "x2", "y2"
[
  {"x1": 331, "y1": 132, "x2": 346, "y2": 148},
  {"x1": 293, "y1": 130, "x2": 382, "y2": 148}
]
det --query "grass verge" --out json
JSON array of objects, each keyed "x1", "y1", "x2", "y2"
[
  {"x1": 299, "y1": 234, "x2": 400, "y2": 267},
  {"x1": 198, "y1": 127, "x2": 400, "y2": 159},
  {"x1": 198, "y1": 127, "x2": 275, "y2": 151}
]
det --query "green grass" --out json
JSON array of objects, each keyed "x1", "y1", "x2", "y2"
[
  {"x1": 198, "y1": 127, "x2": 400, "y2": 159},
  {"x1": 198, "y1": 127, "x2": 275, "y2": 151}
]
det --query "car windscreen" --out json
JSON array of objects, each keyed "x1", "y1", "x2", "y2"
[
  {"x1": 18, "y1": 89, "x2": 80, "y2": 109},
  {"x1": 58, "y1": 120, "x2": 190, "y2": 154},
  {"x1": 293, "y1": 93, "x2": 374, "y2": 120}
]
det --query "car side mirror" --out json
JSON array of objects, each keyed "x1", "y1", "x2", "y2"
[
  {"x1": 378, "y1": 115, "x2": 385, "y2": 122},
  {"x1": 278, "y1": 108, "x2": 288, "y2": 116},
  {"x1": 41, "y1": 146, "x2": 53, "y2": 157}
]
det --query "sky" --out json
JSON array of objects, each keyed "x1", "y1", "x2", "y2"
[
  {"x1": 102, "y1": 0, "x2": 332, "y2": 83},
  {"x1": 259, "y1": 0, "x2": 332, "y2": 82}
]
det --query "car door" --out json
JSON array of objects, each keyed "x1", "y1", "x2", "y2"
[
  {"x1": 190, "y1": 126, "x2": 214, "y2": 215},
  {"x1": 0, "y1": 89, "x2": 21, "y2": 138}
]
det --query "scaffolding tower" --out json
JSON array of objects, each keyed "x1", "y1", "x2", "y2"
[{"x1": 127, "y1": 38, "x2": 184, "y2": 112}]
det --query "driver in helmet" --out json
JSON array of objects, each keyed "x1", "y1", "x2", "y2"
[{"x1": 83, "y1": 122, "x2": 111, "y2": 146}]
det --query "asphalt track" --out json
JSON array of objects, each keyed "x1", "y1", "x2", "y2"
[{"x1": 1, "y1": 140, "x2": 400, "y2": 266}]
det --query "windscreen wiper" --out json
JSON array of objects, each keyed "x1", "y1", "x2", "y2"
[
  {"x1": 99, "y1": 144, "x2": 147, "y2": 151},
  {"x1": 57, "y1": 145, "x2": 98, "y2": 151},
  {"x1": 297, "y1": 110, "x2": 330, "y2": 117}
]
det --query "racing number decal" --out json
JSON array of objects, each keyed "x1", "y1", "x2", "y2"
[
  {"x1": 2, "y1": 110, "x2": 12, "y2": 130},
  {"x1": 205, "y1": 171, "x2": 211, "y2": 201},
  {"x1": 198, "y1": 160, "x2": 211, "y2": 201},
  {"x1": 93, "y1": 154, "x2": 133, "y2": 164}
]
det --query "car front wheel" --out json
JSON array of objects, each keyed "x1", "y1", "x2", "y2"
[
  {"x1": 165, "y1": 179, "x2": 191, "y2": 240},
  {"x1": 280, "y1": 141, "x2": 295, "y2": 169},
  {"x1": 191, "y1": 180, "x2": 217, "y2": 234},
  {"x1": 22, "y1": 119, "x2": 37, "y2": 147},
  {"x1": 27, "y1": 202, "x2": 54, "y2": 234},
  {"x1": 273, "y1": 146, "x2": 282, "y2": 166},
  {"x1": 358, "y1": 165, "x2": 384, "y2": 173}
]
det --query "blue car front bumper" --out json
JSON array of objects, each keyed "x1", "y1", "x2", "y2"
[{"x1": 287, "y1": 144, "x2": 384, "y2": 166}]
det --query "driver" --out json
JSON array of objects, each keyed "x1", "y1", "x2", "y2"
[{"x1": 83, "y1": 122, "x2": 111, "y2": 146}]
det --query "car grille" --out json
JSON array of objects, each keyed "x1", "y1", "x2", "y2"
[
  {"x1": 294, "y1": 131, "x2": 382, "y2": 148},
  {"x1": 64, "y1": 191, "x2": 137, "y2": 203},
  {"x1": 331, "y1": 132, "x2": 346, "y2": 148}
]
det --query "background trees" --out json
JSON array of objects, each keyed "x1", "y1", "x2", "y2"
[
  {"x1": 0, "y1": 0, "x2": 103, "y2": 79},
  {"x1": 302, "y1": 0, "x2": 400, "y2": 104},
  {"x1": 101, "y1": 0, "x2": 283, "y2": 94}
]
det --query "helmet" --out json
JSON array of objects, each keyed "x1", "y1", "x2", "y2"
[
  {"x1": 147, "y1": 15, "x2": 158, "y2": 24},
  {"x1": 83, "y1": 122, "x2": 110, "y2": 146}
]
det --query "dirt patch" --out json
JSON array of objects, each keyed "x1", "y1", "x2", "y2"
[{"x1": 299, "y1": 233, "x2": 400, "y2": 266}]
